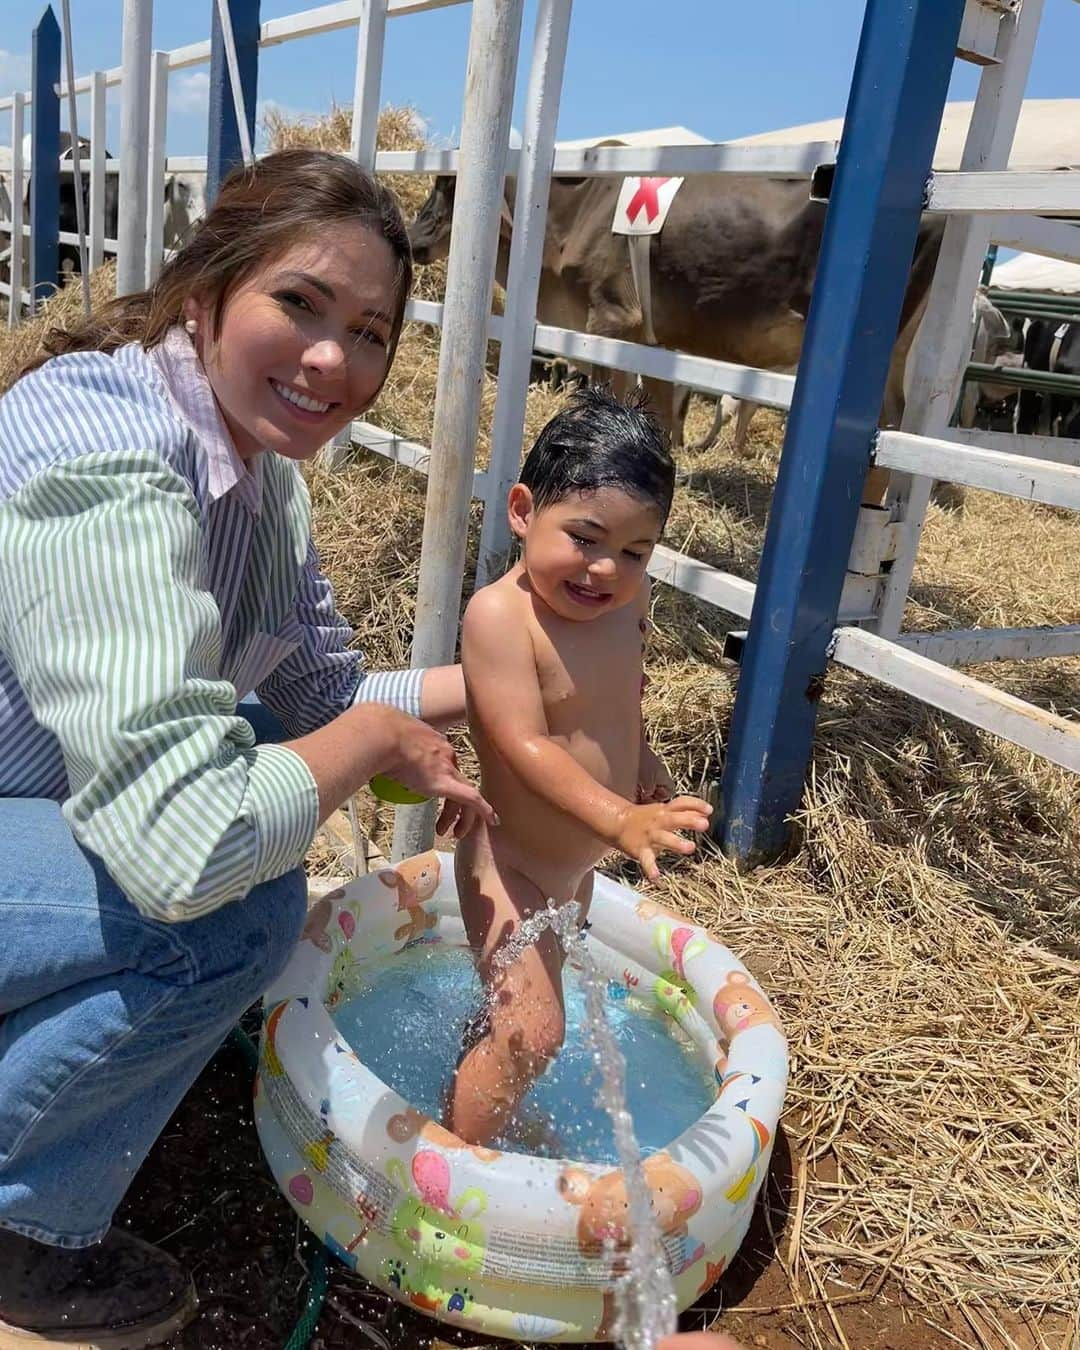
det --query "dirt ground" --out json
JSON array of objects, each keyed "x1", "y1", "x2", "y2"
[{"x1": 120, "y1": 1018, "x2": 1074, "y2": 1350}]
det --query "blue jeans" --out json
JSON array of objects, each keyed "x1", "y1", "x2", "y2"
[{"x1": 0, "y1": 700, "x2": 306, "y2": 1247}]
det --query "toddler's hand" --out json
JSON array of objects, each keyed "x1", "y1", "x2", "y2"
[{"x1": 616, "y1": 796, "x2": 712, "y2": 881}]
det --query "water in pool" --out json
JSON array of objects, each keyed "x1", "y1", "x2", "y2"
[{"x1": 331, "y1": 938, "x2": 716, "y2": 1164}]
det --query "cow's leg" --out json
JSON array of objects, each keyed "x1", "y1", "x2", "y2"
[
  {"x1": 732, "y1": 399, "x2": 758, "y2": 457},
  {"x1": 583, "y1": 293, "x2": 646, "y2": 406},
  {"x1": 670, "y1": 384, "x2": 692, "y2": 450},
  {"x1": 869, "y1": 301, "x2": 930, "y2": 507},
  {"x1": 640, "y1": 373, "x2": 679, "y2": 448},
  {"x1": 881, "y1": 293, "x2": 927, "y2": 433},
  {"x1": 685, "y1": 396, "x2": 732, "y2": 453},
  {"x1": 587, "y1": 363, "x2": 635, "y2": 400}
]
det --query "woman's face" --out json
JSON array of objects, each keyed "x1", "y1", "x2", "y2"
[{"x1": 188, "y1": 219, "x2": 400, "y2": 462}]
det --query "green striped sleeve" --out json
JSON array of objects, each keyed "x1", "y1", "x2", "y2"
[{"x1": 0, "y1": 451, "x2": 319, "y2": 922}]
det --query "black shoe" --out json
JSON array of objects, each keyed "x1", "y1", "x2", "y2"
[{"x1": 0, "y1": 1225, "x2": 197, "y2": 1348}]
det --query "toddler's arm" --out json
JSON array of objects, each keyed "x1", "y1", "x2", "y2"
[{"x1": 462, "y1": 588, "x2": 710, "y2": 877}]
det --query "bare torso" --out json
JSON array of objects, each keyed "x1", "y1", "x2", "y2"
[{"x1": 465, "y1": 564, "x2": 644, "y2": 900}]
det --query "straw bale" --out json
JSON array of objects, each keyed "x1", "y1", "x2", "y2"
[{"x1": 0, "y1": 261, "x2": 118, "y2": 393}]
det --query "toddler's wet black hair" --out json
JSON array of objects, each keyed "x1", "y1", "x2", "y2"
[{"x1": 518, "y1": 385, "x2": 675, "y2": 524}]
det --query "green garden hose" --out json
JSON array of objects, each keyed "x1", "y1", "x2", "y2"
[{"x1": 284, "y1": 1245, "x2": 330, "y2": 1350}]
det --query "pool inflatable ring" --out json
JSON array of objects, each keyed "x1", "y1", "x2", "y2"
[{"x1": 255, "y1": 852, "x2": 787, "y2": 1343}]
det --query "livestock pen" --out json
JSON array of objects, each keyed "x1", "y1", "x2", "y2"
[{"x1": 0, "y1": 0, "x2": 1078, "y2": 1346}]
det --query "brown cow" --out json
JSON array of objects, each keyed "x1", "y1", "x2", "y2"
[{"x1": 407, "y1": 172, "x2": 944, "y2": 446}]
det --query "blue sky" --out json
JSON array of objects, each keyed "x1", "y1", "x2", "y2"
[{"x1": 1, "y1": 0, "x2": 1077, "y2": 155}]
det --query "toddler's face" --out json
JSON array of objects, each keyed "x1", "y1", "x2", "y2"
[{"x1": 510, "y1": 485, "x2": 662, "y2": 621}]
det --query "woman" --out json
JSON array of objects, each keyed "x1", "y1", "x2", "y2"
[{"x1": 0, "y1": 148, "x2": 492, "y2": 1348}]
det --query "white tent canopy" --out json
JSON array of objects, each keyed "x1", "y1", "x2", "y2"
[
  {"x1": 731, "y1": 99, "x2": 1080, "y2": 172},
  {"x1": 555, "y1": 126, "x2": 711, "y2": 149},
  {"x1": 991, "y1": 251, "x2": 1080, "y2": 294},
  {"x1": 556, "y1": 102, "x2": 1080, "y2": 169}
]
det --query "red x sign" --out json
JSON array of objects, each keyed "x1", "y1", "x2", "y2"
[{"x1": 625, "y1": 176, "x2": 672, "y2": 226}]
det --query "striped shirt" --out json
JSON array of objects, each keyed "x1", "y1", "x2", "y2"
[{"x1": 0, "y1": 327, "x2": 422, "y2": 922}]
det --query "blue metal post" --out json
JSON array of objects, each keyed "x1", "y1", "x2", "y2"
[
  {"x1": 206, "y1": 0, "x2": 260, "y2": 205},
  {"x1": 29, "y1": 4, "x2": 60, "y2": 310},
  {"x1": 717, "y1": 0, "x2": 966, "y2": 865}
]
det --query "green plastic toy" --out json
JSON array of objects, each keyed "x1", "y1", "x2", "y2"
[{"x1": 369, "y1": 774, "x2": 430, "y2": 805}]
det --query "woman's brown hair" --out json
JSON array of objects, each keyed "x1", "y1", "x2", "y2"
[{"x1": 22, "y1": 147, "x2": 413, "y2": 377}]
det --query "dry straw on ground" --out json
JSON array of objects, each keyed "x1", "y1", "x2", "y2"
[{"x1": 1, "y1": 105, "x2": 1076, "y2": 1347}]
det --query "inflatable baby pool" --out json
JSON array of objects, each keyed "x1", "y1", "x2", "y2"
[{"x1": 254, "y1": 851, "x2": 787, "y2": 1342}]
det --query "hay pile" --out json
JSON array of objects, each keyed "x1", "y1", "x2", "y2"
[{"x1": 0, "y1": 105, "x2": 1076, "y2": 1348}]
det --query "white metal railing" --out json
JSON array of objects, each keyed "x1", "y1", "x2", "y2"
[
  {"x1": 874, "y1": 429, "x2": 1080, "y2": 510},
  {"x1": 0, "y1": 0, "x2": 474, "y2": 111},
  {"x1": 942, "y1": 425, "x2": 1080, "y2": 469},
  {"x1": 403, "y1": 298, "x2": 798, "y2": 409},
  {"x1": 984, "y1": 214, "x2": 1080, "y2": 263},
  {"x1": 929, "y1": 171, "x2": 1080, "y2": 215},
  {"x1": 151, "y1": 143, "x2": 837, "y2": 179},
  {"x1": 894, "y1": 625, "x2": 1080, "y2": 665},
  {"x1": 382, "y1": 141, "x2": 836, "y2": 178},
  {"x1": 831, "y1": 628, "x2": 1080, "y2": 772}
]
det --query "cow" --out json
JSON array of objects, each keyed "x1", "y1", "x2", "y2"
[
  {"x1": 407, "y1": 172, "x2": 944, "y2": 448},
  {"x1": 5, "y1": 135, "x2": 205, "y2": 294},
  {"x1": 1, "y1": 133, "x2": 120, "y2": 293},
  {"x1": 956, "y1": 289, "x2": 1024, "y2": 430},
  {"x1": 0, "y1": 152, "x2": 12, "y2": 279},
  {"x1": 163, "y1": 171, "x2": 207, "y2": 253},
  {"x1": 55, "y1": 134, "x2": 120, "y2": 281},
  {"x1": 1018, "y1": 318, "x2": 1080, "y2": 438},
  {"x1": 680, "y1": 287, "x2": 1017, "y2": 453}
]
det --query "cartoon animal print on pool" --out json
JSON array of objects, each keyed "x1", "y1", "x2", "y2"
[
  {"x1": 654, "y1": 922, "x2": 707, "y2": 992},
  {"x1": 712, "y1": 971, "x2": 781, "y2": 1038},
  {"x1": 262, "y1": 999, "x2": 290, "y2": 1078},
  {"x1": 385, "y1": 1150, "x2": 488, "y2": 1314},
  {"x1": 301, "y1": 896, "x2": 335, "y2": 952},
  {"x1": 325, "y1": 945, "x2": 365, "y2": 1011},
  {"x1": 386, "y1": 1106, "x2": 500, "y2": 1163},
  {"x1": 725, "y1": 1108, "x2": 772, "y2": 1204},
  {"x1": 559, "y1": 1152, "x2": 704, "y2": 1340},
  {"x1": 378, "y1": 850, "x2": 441, "y2": 943},
  {"x1": 558, "y1": 1152, "x2": 703, "y2": 1260}
]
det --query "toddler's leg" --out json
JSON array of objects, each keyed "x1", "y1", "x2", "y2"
[{"x1": 448, "y1": 836, "x2": 573, "y2": 1146}]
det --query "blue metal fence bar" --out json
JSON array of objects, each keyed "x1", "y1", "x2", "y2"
[
  {"x1": 716, "y1": 0, "x2": 967, "y2": 865},
  {"x1": 29, "y1": 4, "x2": 60, "y2": 311},
  {"x1": 207, "y1": 0, "x2": 260, "y2": 204}
]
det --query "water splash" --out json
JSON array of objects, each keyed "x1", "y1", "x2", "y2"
[
  {"x1": 334, "y1": 941, "x2": 714, "y2": 1163},
  {"x1": 492, "y1": 900, "x2": 678, "y2": 1350}
]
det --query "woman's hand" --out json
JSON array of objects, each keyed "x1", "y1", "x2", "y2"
[
  {"x1": 615, "y1": 796, "x2": 713, "y2": 881},
  {"x1": 380, "y1": 709, "x2": 495, "y2": 838},
  {"x1": 285, "y1": 702, "x2": 493, "y2": 833}
]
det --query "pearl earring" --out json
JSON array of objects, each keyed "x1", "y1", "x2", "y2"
[{"x1": 184, "y1": 318, "x2": 197, "y2": 335}]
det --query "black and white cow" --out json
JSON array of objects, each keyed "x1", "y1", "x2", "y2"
[{"x1": 1018, "y1": 318, "x2": 1080, "y2": 439}]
